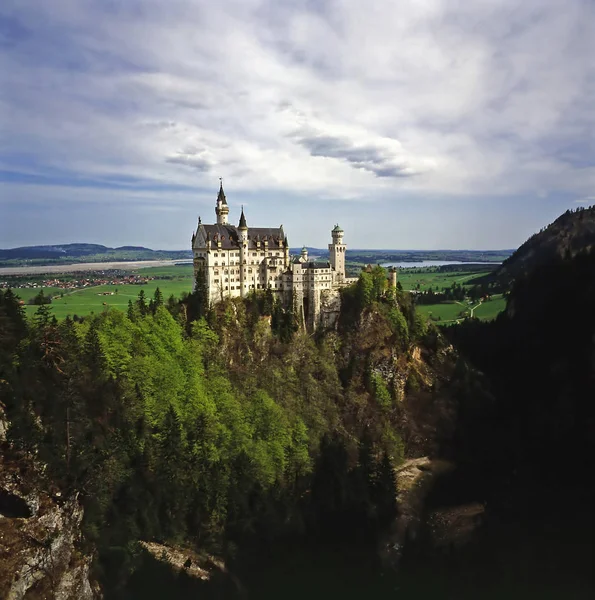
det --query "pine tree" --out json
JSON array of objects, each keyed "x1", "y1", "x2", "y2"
[
  {"x1": 263, "y1": 285, "x2": 274, "y2": 316},
  {"x1": 153, "y1": 287, "x2": 164, "y2": 309},
  {"x1": 188, "y1": 266, "x2": 209, "y2": 322},
  {"x1": 33, "y1": 301, "x2": 53, "y2": 329},
  {"x1": 84, "y1": 321, "x2": 106, "y2": 374},
  {"x1": 158, "y1": 405, "x2": 188, "y2": 539},
  {"x1": 127, "y1": 299, "x2": 135, "y2": 320},
  {"x1": 136, "y1": 290, "x2": 148, "y2": 316}
]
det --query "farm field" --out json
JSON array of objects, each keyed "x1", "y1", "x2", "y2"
[
  {"x1": 19, "y1": 279, "x2": 193, "y2": 320},
  {"x1": 397, "y1": 268, "x2": 489, "y2": 291},
  {"x1": 9, "y1": 264, "x2": 505, "y2": 323},
  {"x1": 417, "y1": 302, "x2": 469, "y2": 323},
  {"x1": 472, "y1": 294, "x2": 507, "y2": 320},
  {"x1": 130, "y1": 264, "x2": 194, "y2": 278},
  {"x1": 418, "y1": 294, "x2": 506, "y2": 324},
  {"x1": 11, "y1": 287, "x2": 64, "y2": 303}
]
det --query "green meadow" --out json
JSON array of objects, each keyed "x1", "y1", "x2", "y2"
[
  {"x1": 416, "y1": 301, "x2": 470, "y2": 323},
  {"x1": 418, "y1": 294, "x2": 506, "y2": 324},
  {"x1": 11, "y1": 264, "x2": 505, "y2": 323},
  {"x1": 18, "y1": 280, "x2": 192, "y2": 321},
  {"x1": 472, "y1": 294, "x2": 507, "y2": 320},
  {"x1": 397, "y1": 268, "x2": 487, "y2": 291},
  {"x1": 132, "y1": 264, "x2": 194, "y2": 278}
]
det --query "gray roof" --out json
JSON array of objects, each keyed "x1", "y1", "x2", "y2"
[
  {"x1": 304, "y1": 261, "x2": 331, "y2": 270},
  {"x1": 198, "y1": 224, "x2": 286, "y2": 249}
]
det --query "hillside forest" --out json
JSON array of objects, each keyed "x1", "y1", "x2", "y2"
[{"x1": 0, "y1": 207, "x2": 594, "y2": 598}]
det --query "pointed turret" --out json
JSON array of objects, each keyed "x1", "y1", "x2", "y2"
[
  {"x1": 238, "y1": 205, "x2": 248, "y2": 243},
  {"x1": 239, "y1": 206, "x2": 247, "y2": 229},
  {"x1": 215, "y1": 179, "x2": 229, "y2": 225},
  {"x1": 217, "y1": 181, "x2": 227, "y2": 205}
]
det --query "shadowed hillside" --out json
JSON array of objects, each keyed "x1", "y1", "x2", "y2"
[{"x1": 494, "y1": 205, "x2": 595, "y2": 285}]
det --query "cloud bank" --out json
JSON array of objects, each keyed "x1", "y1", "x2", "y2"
[{"x1": 1, "y1": 0, "x2": 594, "y2": 247}]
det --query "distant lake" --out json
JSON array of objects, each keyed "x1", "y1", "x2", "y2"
[{"x1": 381, "y1": 260, "x2": 500, "y2": 268}]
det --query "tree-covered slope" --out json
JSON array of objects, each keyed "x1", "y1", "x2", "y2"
[
  {"x1": 494, "y1": 205, "x2": 595, "y2": 285},
  {"x1": 448, "y1": 247, "x2": 595, "y2": 469},
  {"x1": 0, "y1": 271, "x2": 462, "y2": 596}
]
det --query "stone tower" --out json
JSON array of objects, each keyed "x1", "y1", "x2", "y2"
[
  {"x1": 388, "y1": 266, "x2": 398, "y2": 288},
  {"x1": 215, "y1": 181, "x2": 229, "y2": 225},
  {"x1": 238, "y1": 207, "x2": 248, "y2": 297},
  {"x1": 329, "y1": 224, "x2": 346, "y2": 282}
]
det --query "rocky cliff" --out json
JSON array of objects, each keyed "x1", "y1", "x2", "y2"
[{"x1": 0, "y1": 444, "x2": 100, "y2": 600}]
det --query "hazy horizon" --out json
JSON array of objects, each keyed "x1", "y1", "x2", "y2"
[{"x1": 0, "y1": 241, "x2": 515, "y2": 253}]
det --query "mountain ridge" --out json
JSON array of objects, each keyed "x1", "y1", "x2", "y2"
[{"x1": 494, "y1": 205, "x2": 595, "y2": 284}]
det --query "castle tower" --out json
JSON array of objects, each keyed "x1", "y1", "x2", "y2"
[
  {"x1": 300, "y1": 246, "x2": 308, "y2": 262},
  {"x1": 238, "y1": 207, "x2": 248, "y2": 297},
  {"x1": 329, "y1": 224, "x2": 346, "y2": 282},
  {"x1": 280, "y1": 225, "x2": 290, "y2": 268},
  {"x1": 215, "y1": 180, "x2": 229, "y2": 225},
  {"x1": 388, "y1": 267, "x2": 398, "y2": 288}
]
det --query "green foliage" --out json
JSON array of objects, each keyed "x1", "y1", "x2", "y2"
[
  {"x1": 370, "y1": 372, "x2": 392, "y2": 410},
  {"x1": 29, "y1": 289, "x2": 52, "y2": 305},
  {"x1": 387, "y1": 306, "x2": 409, "y2": 345},
  {"x1": 1, "y1": 279, "x2": 426, "y2": 592},
  {"x1": 33, "y1": 300, "x2": 53, "y2": 329},
  {"x1": 136, "y1": 289, "x2": 148, "y2": 316},
  {"x1": 187, "y1": 265, "x2": 209, "y2": 322}
]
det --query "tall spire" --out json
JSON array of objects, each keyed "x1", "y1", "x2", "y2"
[
  {"x1": 239, "y1": 205, "x2": 247, "y2": 229},
  {"x1": 217, "y1": 178, "x2": 228, "y2": 205},
  {"x1": 215, "y1": 179, "x2": 229, "y2": 225}
]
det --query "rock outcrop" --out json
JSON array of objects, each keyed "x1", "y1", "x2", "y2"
[
  {"x1": 319, "y1": 289, "x2": 342, "y2": 330},
  {"x1": 139, "y1": 541, "x2": 243, "y2": 595},
  {"x1": 0, "y1": 447, "x2": 100, "y2": 600},
  {"x1": 378, "y1": 457, "x2": 486, "y2": 567},
  {"x1": 378, "y1": 457, "x2": 454, "y2": 566}
]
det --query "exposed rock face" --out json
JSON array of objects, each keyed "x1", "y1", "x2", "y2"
[
  {"x1": 378, "y1": 458, "x2": 485, "y2": 567},
  {"x1": 139, "y1": 541, "x2": 231, "y2": 580},
  {"x1": 378, "y1": 457, "x2": 454, "y2": 566},
  {"x1": 139, "y1": 541, "x2": 243, "y2": 595},
  {"x1": 0, "y1": 402, "x2": 8, "y2": 442},
  {"x1": 426, "y1": 503, "x2": 485, "y2": 549},
  {"x1": 319, "y1": 289, "x2": 341, "y2": 330},
  {"x1": 0, "y1": 447, "x2": 100, "y2": 600}
]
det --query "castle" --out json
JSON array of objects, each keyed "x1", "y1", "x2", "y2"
[{"x1": 191, "y1": 182, "x2": 361, "y2": 328}]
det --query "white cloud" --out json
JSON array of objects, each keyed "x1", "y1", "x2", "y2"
[{"x1": 1, "y1": 0, "x2": 594, "y2": 235}]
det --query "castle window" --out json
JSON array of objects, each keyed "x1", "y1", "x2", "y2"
[
  {"x1": 214, "y1": 253, "x2": 219, "y2": 257},
  {"x1": 214, "y1": 279, "x2": 219, "y2": 283}
]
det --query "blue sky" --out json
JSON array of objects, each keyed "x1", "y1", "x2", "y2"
[{"x1": 1, "y1": 0, "x2": 594, "y2": 250}]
